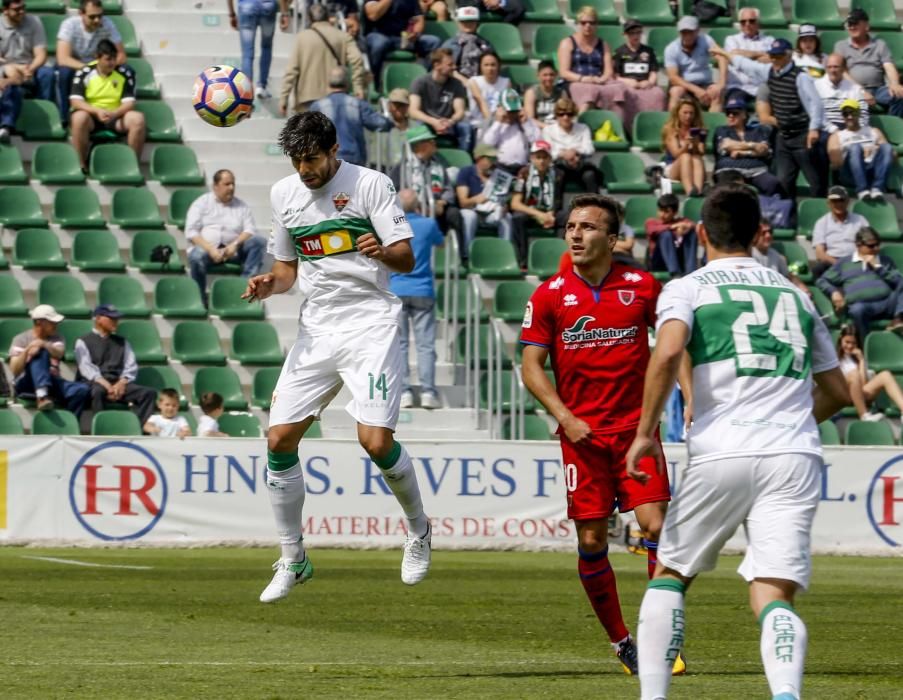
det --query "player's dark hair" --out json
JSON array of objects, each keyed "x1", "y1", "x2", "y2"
[
  {"x1": 212, "y1": 169, "x2": 233, "y2": 185},
  {"x1": 80, "y1": 0, "x2": 102, "y2": 12},
  {"x1": 430, "y1": 47, "x2": 454, "y2": 66},
  {"x1": 656, "y1": 193, "x2": 679, "y2": 211},
  {"x1": 701, "y1": 184, "x2": 761, "y2": 252},
  {"x1": 569, "y1": 193, "x2": 620, "y2": 238},
  {"x1": 200, "y1": 392, "x2": 224, "y2": 413},
  {"x1": 95, "y1": 39, "x2": 117, "y2": 58},
  {"x1": 537, "y1": 60, "x2": 555, "y2": 72},
  {"x1": 158, "y1": 388, "x2": 180, "y2": 402},
  {"x1": 3, "y1": 0, "x2": 25, "y2": 9},
  {"x1": 279, "y1": 112, "x2": 337, "y2": 159},
  {"x1": 836, "y1": 323, "x2": 860, "y2": 357},
  {"x1": 308, "y1": 3, "x2": 328, "y2": 23}
]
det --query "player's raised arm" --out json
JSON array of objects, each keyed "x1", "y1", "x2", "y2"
[{"x1": 521, "y1": 344, "x2": 591, "y2": 444}]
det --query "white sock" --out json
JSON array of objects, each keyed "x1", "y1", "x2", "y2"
[
  {"x1": 760, "y1": 602, "x2": 807, "y2": 699},
  {"x1": 638, "y1": 580, "x2": 686, "y2": 700},
  {"x1": 35, "y1": 387, "x2": 48, "y2": 398},
  {"x1": 265, "y1": 461, "x2": 306, "y2": 562},
  {"x1": 380, "y1": 445, "x2": 429, "y2": 537}
]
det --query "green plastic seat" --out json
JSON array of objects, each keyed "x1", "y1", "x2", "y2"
[
  {"x1": 37, "y1": 275, "x2": 91, "y2": 318},
  {"x1": 135, "y1": 101, "x2": 182, "y2": 142},
  {"x1": 15, "y1": 98, "x2": 65, "y2": 140},
  {"x1": 682, "y1": 197, "x2": 704, "y2": 223},
  {"x1": 89, "y1": 144, "x2": 143, "y2": 184},
  {"x1": 70, "y1": 0, "x2": 122, "y2": 11},
  {"x1": 0, "y1": 186, "x2": 47, "y2": 228},
  {"x1": 852, "y1": 199, "x2": 900, "y2": 241},
  {"x1": 52, "y1": 187, "x2": 106, "y2": 228},
  {"x1": 702, "y1": 111, "x2": 728, "y2": 150},
  {"x1": 423, "y1": 20, "x2": 456, "y2": 42},
  {"x1": 193, "y1": 366, "x2": 247, "y2": 410},
  {"x1": 528, "y1": 238, "x2": 567, "y2": 280},
  {"x1": 136, "y1": 366, "x2": 187, "y2": 408},
  {"x1": 58, "y1": 319, "x2": 92, "y2": 361},
  {"x1": 32, "y1": 409, "x2": 80, "y2": 435},
  {"x1": 646, "y1": 28, "x2": 677, "y2": 64},
  {"x1": 437, "y1": 148, "x2": 473, "y2": 169},
  {"x1": 92, "y1": 410, "x2": 143, "y2": 436},
  {"x1": 791, "y1": 0, "x2": 844, "y2": 28},
  {"x1": 869, "y1": 115, "x2": 903, "y2": 155},
  {"x1": 32, "y1": 143, "x2": 85, "y2": 184},
  {"x1": 502, "y1": 414, "x2": 552, "y2": 440},
  {"x1": 876, "y1": 32, "x2": 903, "y2": 72},
  {"x1": 0, "y1": 145, "x2": 26, "y2": 184},
  {"x1": 130, "y1": 230, "x2": 185, "y2": 273},
  {"x1": 737, "y1": 0, "x2": 787, "y2": 26},
  {"x1": 469, "y1": 239, "x2": 523, "y2": 279},
  {"x1": 0, "y1": 409, "x2": 24, "y2": 435},
  {"x1": 433, "y1": 246, "x2": 466, "y2": 278},
  {"x1": 479, "y1": 371, "x2": 537, "y2": 412},
  {"x1": 28, "y1": 0, "x2": 66, "y2": 11},
  {"x1": 111, "y1": 188, "x2": 164, "y2": 229},
  {"x1": 492, "y1": 281, "x2": 536, "y2": 322},
  {"x1": 817, "y1": 29, "x2": 848, "y2": 54},
  {"x1": 118, "y1": 319, "x2": 167, "y2": 364},
  {"x1": 168, "y1": 188, "x2": 206, "y2": 227},
  {"x1": 0, "y1": 244, "x2": 7, "y2": 270},
  {"x1": 626, "y1": 0, "x2": 674, "y2": 25},
  {"x1": 579, "y1": 110, "x2": 630, "y2": 151},
  {"x1": 631, "y1": 111, "x2": 668, "y2": 152},
  {"x1": 231, "y1": 321, "x2": 284, "y2": 365},
  {"x1": 568, "y1": 0, "x2": 619, "y2": 22},
  {"x1": 477, "y1": 24, "x2": 527, "y2": 63},
  {"x1": 809, "y1": 286, "x2": 838, "y2": 327},
  {"x1": 850, "y1": 0, "x2": 900, "y2": 29},
  {"x1": 818, "y1": 420, "x2": 841, "y2": 445},
  {"x1": 600, "y1": 153, "x2": 653, "y2": 193},
  {"x1": 13, "y1": 228, "x2": 67, "y2": 269},
  {"x1": 382, "y1": 64, "x2": 426, "y2": 96},
  {"x1": 172, "y1": 321, "x2": 226, "y2": 364},
  {"x1": 624, "y1": 195, "x2": 658, "y2": 234},
  {"x1": 210, "y1": 278, "x2": 264, "y2": 319},
  {"x1": 502, "y1": 64, "x2": 539, "y2": 89},
  {"x1": 109, "y1": 15, "x2": 140, "y2": 56},
  {"x1": 71, "y1": 229, "x2": 125, "y2": 271},
  {"x1": 252, "y1": 366, "x2": 281, "y2": 408},
  {"x1": 845, "y1": 419, "x2": 895, "y2": 445},
  {"x1": 874, "y1": 373, "x2": 903, "y2": 417},
  {"x1": 0, "y1": 318, "x2": 31, "y2": 360},
  {"x1": 128, "y1": 57, "x2": 161, "y2": 99},
  {"x1": 865, "y1": 331, "x2": 903, "y2": 373},
  {"x1": 150, "y1": 145, "x2": 203, "y2": 185},
  {"x1": 456, "y1": 323, "x2": 512, "y2": 369},
  {"x1": 218, "y1": 412, "x2": 262, "y2": 438},
  {"x1": 882, "y1": 242, "x2": 903, "y2": 270},
  {"x1": 677, "y1": 0, "x2": 731, "y2": 25},
  {"x1": 96, "y1": 276, "x2": 151, "y2": 318},
  {"x1": 796, "y1": 198, "x2": 829, "y2": 238},
  {"x1": 436, "y1": 280, "x2": 488, "y2": 321},
  {"x1": 532, "y1": 25, "x2": 572, "y2": 62},
  {"x1": 524, "y1": 0, "x2": 564, "y2": 22},
  {"x1": 154, "y1": 277, "x2": 207, "y2": 318},
  {"x1": 771, "y1": 241, "x2": 813, "y2": 283}
]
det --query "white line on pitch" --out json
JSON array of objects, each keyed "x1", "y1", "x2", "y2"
[{"x1": 21, "y1": 556, "x2": 153, "y2": 570}]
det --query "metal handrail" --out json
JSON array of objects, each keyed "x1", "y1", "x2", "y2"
[
  {"x1": 469, "y1": 275, "x2": 481, "y2": 421},
  {"x1": 489, "y1": 318, "x2": 506, "y2": 439}
]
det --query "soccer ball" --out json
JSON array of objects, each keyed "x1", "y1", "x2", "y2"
[{"x1": 192, "y1": 65, "x2": 254, "y2": 127}]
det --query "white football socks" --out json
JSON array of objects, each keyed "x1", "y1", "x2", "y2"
[
  {"x1": 265, "y1": 461, "x2": 306, "y2": 562},
  {"x1": 760, "y1": 602, "x2": 807, "y2": 700},
  {"x1": 380, "y1": 445, "x2": 429, "y2": 538},
  {"x1": 638, "y1": 579, "x2": 687, "y2": 700}
]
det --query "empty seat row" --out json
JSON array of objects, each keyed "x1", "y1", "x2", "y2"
[
  {"x1": 16, "y1": 100, "x2": 177, "y2": 142},
  {"x1": 819, "y1": 418, "x2": 901, "y2": 445}
]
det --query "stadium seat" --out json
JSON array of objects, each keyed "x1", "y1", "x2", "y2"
[
  {"x1": 646, "y1": 27, "x2": 678, "y2": 63},
  {"x1": 869, "y1": 115, "x2": 903, "y2": 155},
  {"x1": 791, "y1": 0, "x2": 844, "y2": 28},
  {"x1": 179, "y1": 410, "x2": 197, "y2": 434},
  {"x1": 477, "y1": 25, "x2": 527, "y2": 63},
  {"x1": 209, "y1": 278, "x2": 265, "y2": 319},
  {"x1": 0, "y1": 409, "x2": 24, "y2": 435},
  {"x1": 252, "y1": 367, "x2": 281, "y2": 408},
  {"x1": 809, "y1": 286, "x2": 839, "y2": 327},
  {"x1": 0, "y1": 244, "x2": 7, "y2": 270},
  {"x1": 13, "y1": 228, "x2": 67, "y2": 270},
  {"x1": 31, "y1": 143, "x2": 85, "y2": 184},
  {"x1": 0, "y1": 186, "x2": 47, "y2": 228},
  {"x1": 701, "y1": 112, "x2": 728, "y2": 150},
  {"x1": 883, "y1": 242, "x2": 903, "y2": 270},
  {"x1": 469, "y1": 239, "x2": 523, "y2": 279},
  {"x1": 818, "y1": 420, "x2": 841, "y2": 445},
  {"x1": 681, "y1": 197, "x2": 704, "y2": 224},
  {"x1": 479, "y1": 371, "x2": 537, "y2": 412},
  {"x1": 168, "y1": 187, "x2": 206, "y2": 227},
  {"x1": 0, "y1": 277, "x2": 27, "y2": 317},
  {"x1": 71, "y1": 230, "x2": 125, "y2": 272},
  {"x1": 874, "y1": 374, "x2": 903, "y2": 417},
  {"x1": 631, "y1": 112, "x2": 668, "y2": 152},
  {"x1": 193, "y1": 366, "x2": 247, "y2": 410},
  {"x1": 568, "y1": 0, "x2": 619, "y2": 22},
  {"x1": 423, "y1": 20, "x2": 456, "y2": 42},
  {"x1": 135, "y1": 366, "x2": 187, "y2": 409},
  {"x1": 130, "y1": 230, "x2": 185, "y2": 273},
  {"x1": 0, "y1": 318, "x2": 31, "y2": 360},
  {"x1": 528, "y1": 238, "x2": 567, "y2": 279},
  {"x1": 15, "y1": 99, "x2": 65, "y2": 140},
  {"x1": 624, "y1": 0, "x2": 673, "y2": 24},
  {"x1": 92, "y1": 410, "x2": 143, "y2": 436},
  {"x1": 129, "y1": 57, "x2": 161, "y2": 99},
  {"x1": 32, "y1": 409, "x2": 80, "y2": 435},
  {"x1": 135, "y1": 102, "x2": 182, "y2": 142},
  {"x1": 117, "y1": 319, "x2": 167, "y2": 364},
  {"x1": 851, "y1": 0, "x2": 900, "y2": 29},
  {"x1": 109, "y1": 15, "x2": 140, "y2": 55},
  {"x1": 771, "y1": 241, "x2": 813, "y2": 283},
  {"x1": 37, "y1": 275, "x2": 90, "y2": 318},
  {"x1": 89, "y1": 144, "x2": 143, "y2": 184},
  {"x1": 218, "y1": 413, "x2": 262, "y2": 438},
  {"x1": 600, "y1": 153, "x2": 654, "y2": 193},
  {"x1": 532, "y1": 25, "x2": 571, "y2": 62},
  {"x1": 433, "y1": 246, "x2": 466, "y2": 278},
  {"x1": 502, "y1": 64, "x2": 539, "y2": 89},
  {"x1": 621, "y1": 195, "x2": 655, "y2": 236},
  {"x1": 72, "y1": 0, "x2": 121, "y2": 11},
  {"x1": 865, "y1": 331, "x2": 903, "y2": 373},
  {"x1": 52, "y1": 187, "x2": 106, "y2": 228},
  {"x1": 579, "y1": 110, "x2": 630, "y2": 151},
  {"x1": 876, "y1": 32, "x2": 903, "y2": 71},
  {"x1": 436, "y1": 280, "x2": 488, "y2": 321},
  {"x1": 492, "y1": 281, "x2": 536, "y2": 322},
  {"x1": 111, "y1": 188, "x2": 165, "y2": 228},
  {"x1": 150, "y1": 145, "x2": 204, "y2": 185},
  {"x1": 594, "y1": 25, "x2": 625, "y2": 51},
  {"x1": 382, "y1": 64, "x2": 426, "y2": 95},
  {"x1": 437, "y1": 148, "x2": 473, "y2": 169},
  {"x1": 0, "y1": 145, "x2": 26, "y2": 184},
  {"x1": 29, "y1": 0, "x2": 66, "y2": 11},
  {"x1": 852, "y1": 199, "x2": 900, "y2": 240},
  {"x1": 524, "y1": 0, "x2": 564, "y2": 22},
  {"x1": 172, "y1": 321, "x2": 226, "y2": 364},
  {"x1": 738, "y1": 0, "x2": 787, "y2": 26},
  {"x1": 796, "y1": 198, "x2": 829, "y2": 238},
  {"x1": 58, "y1": 319, "x2": 92, "y2": 361},
  {"x1": 97, "y1": 276, "x2": 151, "y2": 318},
  {"x1": 502, "y1": 414, "x2": 552, "y2": 440},
  {"x1": 845, "y1": 419, "x2": 896, "y2": 445},
  {"x1": 154, "y1": 278, "x2": 207, "y2": 318},
  {"x1": 456, "y1": 323, "x2": 511, "y2": 370},
  {"x1": 676, "y1": 0, "x2": 731, "y2": 24},
  {"x1": 231, "y1": 321, "x2": 284, "y2": 365}
]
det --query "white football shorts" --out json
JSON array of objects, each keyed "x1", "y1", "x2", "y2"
[
  {"x1": 657, "y1": 453, "x2": 821, "y2": 590},
  {"x1": 269, "y1": 324, "x2": 403, "y2": 430}
]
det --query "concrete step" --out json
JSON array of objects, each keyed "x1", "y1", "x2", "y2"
[
  {"x1": 145, "y1": 54, "x2": 290, "y2": 78},
  {"x1": 138, "y1": 30, "x2": 296, "y2": 59}
]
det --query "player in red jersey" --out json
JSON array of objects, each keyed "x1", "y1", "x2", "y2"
[{"x1": 521, "y1": 193, "x2": 677, "y2": 676}]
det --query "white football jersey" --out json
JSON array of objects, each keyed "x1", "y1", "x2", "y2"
[
  {"x1": 269, "y1": 161, "x2": 414, "y2": 336},
  {"x1": 656, "y1": 257, "x2": 838, "y2": 464}
]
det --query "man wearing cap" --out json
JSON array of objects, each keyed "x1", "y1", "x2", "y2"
[
  {"x1": 723, "y1": 7, "x2": 773, "y2": 104},
  {"x1": 74, "y1": 305, "x2": 157, "y2": 432},
  {"x1": 385, "y1": 87, "x2": 412, "y2": 168},
  {"x1": 712, "y1": 94, "x2": 783, "y2": 195},
  {"x1": 443, "y1": 6, "x2": 494, "y2": 81},
  {"x1": 457, "y1": 0, "x2": 524, "y2": 26},
  {"x1": 409, "y1": 47, "x2": 473, "y2": 153},
  {"x1": 612, "y1": 19, "x2": 666, "y2": 134},
  {"x1": 812, "y1": 186, "x2": 869, "y2": 278},
  {"x1": 827, "y1": 98, "x2": 893, "y2": 201},
  {"x1": 509, "y1": 140, "x2": 566, "y2": 268},
  {"x1": 834, "y1": 8, "x2": 903, "y2": 119},
  {"x1": 365, "y1": 0, "x2": 441, "y2": 92},
  {"x1": 815, "y1": 54, "x2": 869, "y2": 133},
  {"x1": 483, "y1": 88, "x2": 541, "y2": 173},
  {"x1": 8, "y1": 305, "x2": 90, "y2": 415},
  {"x1": 455, "y1": 143, "x2": 513, "y2": 251},
  {"x1": 664, "y1": 16, "x2": 727, "y2": 111}
]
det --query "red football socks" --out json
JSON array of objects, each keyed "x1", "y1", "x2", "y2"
[{"x1": 578, "y1": 546, "x2": 629, "y2": 643}]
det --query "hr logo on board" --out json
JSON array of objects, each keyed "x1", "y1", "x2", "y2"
[{"x1": 867, "y1": 454, "x2": 903, "y2": 547}]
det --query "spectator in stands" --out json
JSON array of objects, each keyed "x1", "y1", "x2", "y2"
[
  {"x1": 467, "y1": 52, "x2": 509, "y2": 138},
  {"x1": 420, "y1": 0, "x2": 449, "y2": 22},
  {"x1": 558, "y1": 7, "x2": 626, "y2": 119},
  {"x1": 56, "y1": 0, "x2": 126, "y2": 124},
  {"x1": 69, "y1": 39, "x2": 145, "y2": 173},
  {"x1": 793, "y1": 24, "x2": 827, "y2": 79},
  {"x1": 385, "y1": 87, "x2": 411, "y2": 168},
  {"x1": 8, "y1": 304, "x2": 90, "y2": 415},
  {"x1": 812, "y1": 186, "x2": 868, "y2": 278},
  {"x1": 723, "y1": 6, "x2": 773, "y2": 104},
  {"x1": 713, "y1": 39, "x2": 827, "y2": 198},
  {"x1": 483, "y1": 88, "x2": 540, "y2": 173},
  {"x1": 443, "y1": 5, "x2": 493, "y2": 82},
  {"x1": 390, "y1": 189, "x2": 443, "y2": 410},
  {"x1": 612, "y1": 19, "x2": 666, "y2": 136},
  {"x1": 509, "y1": 140, "x2": 566, "y2": 268},
  {"x1": 542, "y1": 96, "x2": 603, "y2": 196},
  {"x1": 827, "y1": 98, "x2": 893, "y2": 201},
  {"x1": 835, "y1": 8, "x2": 903, "y2": 119},
  {"x1": 836, "y1": 324, "x2": 903, "y2": 422},
  {"x1": 364, "y1": 0, "x2": 440, "y2": 91},
  {"x1": 458, "y1": 0, "x2": 524, "y2": 26},
  {"x1": 644, "y1": 193, "x2": 698, "y2": 277},
  {"x1": 661, "y1": 95, "x2": 706, "y2": 197},
  {"x1": 279, "y1": 3, "x2": 365, "y2": 114},
  {"x1": 713, "y1": 94, "x2": 783, "y2": 196},
  {"x1": 612, "y1": 199, "x2": 642, "y2": 269},
  {"x1": 75, "y1": 304, "x2": 157, "y2": 433},
  {"x1": 0, "y1": 0, "x2": 55, "y2": 143},
  {"x1": 816, "y1": 54, "x2": 869, "y2": 134},
  {"x1": 198, "y1": 391, "x2": 228, "y2": 437},
  {"x1": 664, "y1": 16, "x2": 726, "y2": 112},
  {"x1": 144, "y1": 388, "x2": 191, "y2": 437},
  {"x1": 523, "y1": 60, "x2": 569, "y2": 130},
  {"x1": 817, "y1": 226, "x2": 903, "y2": 341},
  {"x1": 184, "y1": 169, "x2": 265, "y2": 307},
  {"x1": 456, "y1": 143, "x2": 513, "y2": 252},
  {"x1": 227, "y1": 0, "x2": 283, "y2": 99},
  {"x1": 409, "y1": 48, "x2": 473, "y2": 153},
  {"x1": 752, "y1": 219, "x2": 810, "y2": 293},
  {"x1": 311, "y1": 67, "x2": 393, "y2": 166}
]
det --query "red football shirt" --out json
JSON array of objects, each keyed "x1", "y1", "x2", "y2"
[{"x1": 520, "y1": 263, "x2": 661, "y2": 434}]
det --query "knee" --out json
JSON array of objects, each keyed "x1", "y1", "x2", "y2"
[
  {"x1": 245, "y1": 235, "x2": 265, "y2": 252},
  {"x1": 577, "y1": 526, "x2": 607, "y2": 554},
  {"x1": 70, "y1": 111, "x2": 89, "y2": 130},
  {"x1": 129, "y1": 111, "x2": 146, "y2": 131},
  {"x1": 359, "y1": 431, "x2": 394, "y2": 460},
  {"x1": 267, "y1": 425, "x2": 300, "y2": 453}
]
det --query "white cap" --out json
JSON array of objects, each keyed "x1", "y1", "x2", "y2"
[
  {"x1": 456, "y1": 6, "x2": 480, "y2": 21},
  {"x1": 30, "y1": 304, "x2": 64, "y2": 323},
  {"x1": 677, "y1": 15, "x2": 699, "y2": 31}
]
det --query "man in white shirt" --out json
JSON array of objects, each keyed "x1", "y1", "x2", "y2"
[
  {"x1": 811, "y1": 185, "x2": 869, "y2": 278},
  {"x1": 184, "y1": 169, "x2": 265, "y2": 306},
  {"x1": 815, "y1": 54, "x2": 869, "y2": 133},
  {"x1": 723, "y1": 6, "x2": 773, "y2": 103}
]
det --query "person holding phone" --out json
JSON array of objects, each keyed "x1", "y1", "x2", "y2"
[{"x1": 661, "y1": 96, "x2": 706, "y2": 196}]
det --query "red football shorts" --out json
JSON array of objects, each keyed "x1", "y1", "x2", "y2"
[{"x1": 559, "y1": 428, "x2": 671, "y2": 520}]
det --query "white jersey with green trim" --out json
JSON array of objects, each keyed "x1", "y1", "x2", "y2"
[
  {"x1": 268, "y1": 161, "x2": 414, "y2": 336},
  {"x1": 656, "y1": 257, "x2": 838, "y2": 464}
]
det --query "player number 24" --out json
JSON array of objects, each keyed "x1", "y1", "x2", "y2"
[
  {"x1": 368, "y1": 372, "x2": 388, "y2": 401},
  {"x1": 726, "y1": 288, "x2": 807, "y2": 374}
]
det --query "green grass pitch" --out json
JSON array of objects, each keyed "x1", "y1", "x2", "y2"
[{"x1": 1, "y1": 548, "x2": 901, "y2": 699}]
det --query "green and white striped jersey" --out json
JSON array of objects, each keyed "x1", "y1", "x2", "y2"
[{"x1": 657, "y1": 257, "x2": 838, "y2": 465}]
